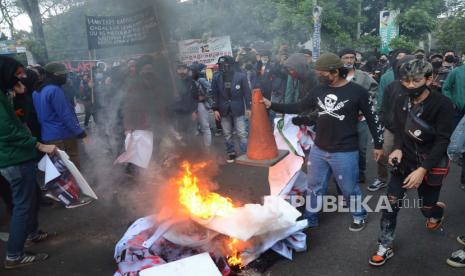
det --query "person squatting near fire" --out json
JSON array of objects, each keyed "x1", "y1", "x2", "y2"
[
  {"x1": 212, "y1": 56, "x2": 252, "y2": 163},
  {"x1": 369, "y1": 58, "x2": 455, "y2": 267},
  {"x1": 262, "y1": 53, "x2": 384, "y2": 231},
  {"x1": 0, "y1": 56, "x2": 58, "y2": 269}
]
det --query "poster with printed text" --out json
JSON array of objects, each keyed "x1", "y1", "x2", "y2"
[{"x1": 178, "y1": 36, "x2": 233, "y2": 66}]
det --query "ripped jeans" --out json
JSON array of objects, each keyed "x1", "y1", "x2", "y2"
[
  {"x1": 378, "y1": 171, "x2": 444, "y2": 247},
  {"x1": 305, "y1": 145, "x2": 367, "y2": 226}
]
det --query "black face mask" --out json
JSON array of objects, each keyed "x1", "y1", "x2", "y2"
[
  {"x1": 432, "y1": 61, "x2": 442, "y2": 69},
  {"x1": 54, "y1": 74, "x2": 67, "y2": 86},
  {"x1": 245, "y1": 64, "x2": 254, "y2": 71},
  {"x1": 445, "y1": 55, "x2": 455, "y2": 63},
  {"x1": 318, "y1": 75, "x2": 331, "y2": 86},
  {"x1": 379, "y1": 59, "x2": 387, "y2": 64},
  {"x1": 403, "y1": 84, "x2": 428, "y2": 98}
]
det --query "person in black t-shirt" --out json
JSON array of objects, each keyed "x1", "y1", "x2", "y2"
[
  {"x1": 369, "y1": 58, "x2": 455, "y2": 267},
  {"x1": 262, "y1": 53, "x2": 384, "y2": 232}
]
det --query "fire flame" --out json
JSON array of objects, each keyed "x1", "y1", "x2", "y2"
[
  {"x1": 175, "y1": 161, "x2": 244, "y2": 267},
  {"x1": 177, "y1": 161, "x2": 235, "y2": 219},
  {"x1": 227, "y1": 238, "x2": 244, "y2": 268}
]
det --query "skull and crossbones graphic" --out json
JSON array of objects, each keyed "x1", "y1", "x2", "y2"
[{"x1": 317, "y1": 94, "x2": 348, "y2": 121}]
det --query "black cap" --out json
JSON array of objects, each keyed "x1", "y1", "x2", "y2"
[{"x1": 339, "y1": 48, "x2": 357, "y2": 58}]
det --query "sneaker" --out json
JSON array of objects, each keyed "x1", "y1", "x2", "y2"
[
  {"x1": 349, "y1": 219, "x2": 366, "y2": 232},
  {"x1": 44, "y1": 192, "x2": 60, "y2": 202},
  {"x1": 24, "y1": 230, "x2": 50, "y2": 248},
  {"x1": 367, "y1": 179, "x2": 387, "y2": 192},
  {"x1": 4, "y1": 252, "x2": 49, "y2": 269},
  {"x1": 215, "y1": 130, "x2": 223, "y2": 137},
  {"x1": 426, "y1": 202, "x2": 445, "y2": 230},
  {"x1": 65, "y1": 198, "x2": 92, "y2": 209},
  {"x1": 457, "y1": 236, "x2": 465, "y2": 246},
  {"x1": 226, "y1": 154, "x2": 236, "y2": 164},
  {"x1": 447, "y1": 249, "x2": 465, "y2": 268},
  {"x1": 369, "y1": 244, "x2": 394, "y2": 266}
]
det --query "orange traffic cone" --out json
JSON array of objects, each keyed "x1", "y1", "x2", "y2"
[{"x1": 246, "y1": 89, "x2": 279, "y2": 160}]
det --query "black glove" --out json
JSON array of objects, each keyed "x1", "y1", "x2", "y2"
[{"x1": 292, "y1": 116, "x2": 315, "y2": 126}]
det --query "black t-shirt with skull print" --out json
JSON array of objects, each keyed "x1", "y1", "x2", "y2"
[{"x1": 271, "y1": 81, "x2": 383, "y2": 152}]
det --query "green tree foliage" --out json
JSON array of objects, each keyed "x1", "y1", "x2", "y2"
[
  {"x1": 13, "y1": 0, "x2": 463, "y2": 61},
  {"x1": 434, "y1": 0, "x2": 465, "y2": 54},
  {"x1": 389, "y1": 35, "x2": 416, "y2": 52}
]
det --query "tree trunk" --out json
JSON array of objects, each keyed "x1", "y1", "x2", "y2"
[{"x1": 20, "y1": 0, "x2": 49, "y2": 63}]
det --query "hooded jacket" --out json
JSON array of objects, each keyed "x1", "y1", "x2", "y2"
[
  {"x1": 33, "y1": 78, "x2": 86, "y2": 142},
  {"x1": 0, "y1": 56, "x2": 21, "y2": 93},
  {"x1": 283, "y1": 53, "x2": 318, "y2": 104},
  {"x1": 0, "y1": 56, "x2": 37, "y2": 168},
  {"x1": 376, "y1": 48, "x2": 411, "y2": 111}
]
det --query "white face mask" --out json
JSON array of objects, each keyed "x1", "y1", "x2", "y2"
[{"x1": 344, "y1": 64, "x2": 354, "y2": 69}]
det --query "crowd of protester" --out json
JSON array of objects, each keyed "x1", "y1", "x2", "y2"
[{"x1": 1, "y1": 43, "x2": 465, "y2": 270}]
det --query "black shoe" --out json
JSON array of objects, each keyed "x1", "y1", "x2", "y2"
[
  {"x1": 367, "y1": 178, "x2": 387, "y2": 192},
  {"x1": 226, "y1": 154, "x2": 236, "y2": 164},
  {"x1": 369, "y1": 244, "x2": 394, "y2": 266},
  {"x1": 4, "y1": 252, "x2": 49, "y2": 269},
  {"x1": 24, "y1": 230, "x2": 50, "y2": 248},
  {"x1": 447, "y1": 249, "x2": 465, "y2": 268},
  {"x1": 349, "y1": 219, "x2": 366, "y2": 232}
]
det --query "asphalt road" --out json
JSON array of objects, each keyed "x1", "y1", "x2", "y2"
[{"x1": 1, "y1": 133, "x2": 465, "y2": 276}]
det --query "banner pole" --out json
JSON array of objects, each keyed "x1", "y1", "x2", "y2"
[
  {"x1": 88, "y1": 50, "x2": 95, "y2": 105},
  {"x1": 152, "y1": 1, "x2": 179, "y2": 98}
]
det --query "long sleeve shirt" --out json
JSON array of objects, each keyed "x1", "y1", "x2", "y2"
[
  {"x1": 392, "y1": 92, "x2": 455, "y2": 171},
  {"x1": 271, "y1": 82, "x2": 383, "y2": 152}
]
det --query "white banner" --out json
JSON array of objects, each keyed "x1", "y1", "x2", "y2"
[{"x1": 178, "y1": 36, "x2": 233, "y2": 66}]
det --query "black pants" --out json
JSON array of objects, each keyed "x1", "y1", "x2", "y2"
[
  {"x1": 0, "y1": 174, "x2": 13, "y2": 215},
  {"x1": 84, "y1": 104, "x2": 99, "y2": 127},
  {"x1": 378, "y1": 170, "x2": 444, "y2": 247}
]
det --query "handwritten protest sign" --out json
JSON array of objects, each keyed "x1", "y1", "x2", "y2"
[{"x1": 86, "y1": 9, "x2": 159, "y2": 50}]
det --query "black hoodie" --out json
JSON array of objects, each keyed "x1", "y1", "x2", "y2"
[{"x1": 0, "y1": 56, "x2": 22, "y2": 93}]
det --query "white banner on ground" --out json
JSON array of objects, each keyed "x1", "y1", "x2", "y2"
[
  {"x1": 178, "y1": 36, "x2": 233, "y2": 66},
  {"x1": 193, "y1": 196, "x2": 301, "y2": 241},
  {"x1": 139, "y1": 253, "x2": 221, "y2": 276}
]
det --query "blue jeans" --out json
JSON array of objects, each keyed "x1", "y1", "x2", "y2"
[
  {"x1": 357, "y1": 120, "x2": 368, "y2": 181},
  {"x1": 305, "y1": 145, "x2": 367, "y2": 226},
  {"x1": 197, "y1": 103, "x2": 212, "y2": 147},
  {"x1": 0, "y1": 160, "x2": 39, "y2": 258},
  {"x1": 221, "y1": 114, "x2": 248, "y2": 155}
]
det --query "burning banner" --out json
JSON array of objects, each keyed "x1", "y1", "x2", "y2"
[{"x1": 114, "y1": 161, "x2": 308, "y2": 275}]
